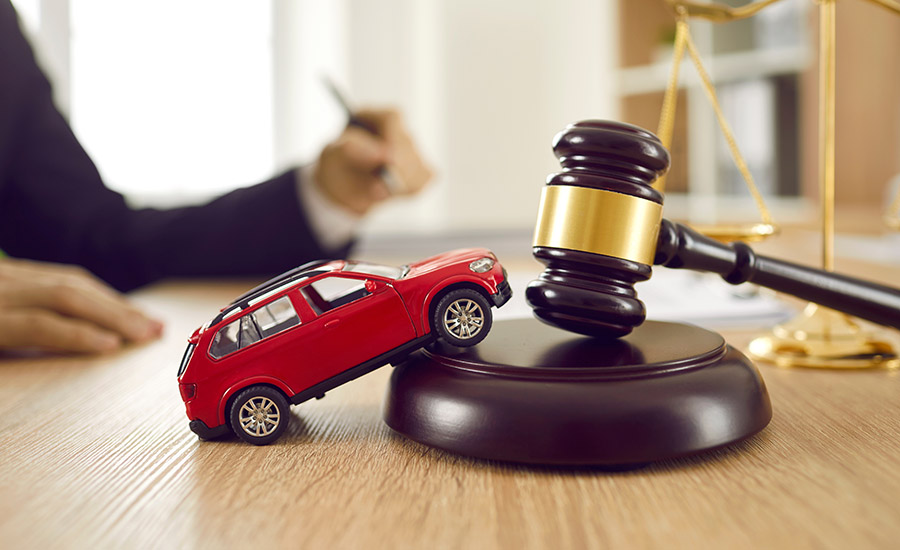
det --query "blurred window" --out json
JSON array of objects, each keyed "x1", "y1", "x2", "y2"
[
  {"x1": 10, "y1": 0, "x2": 39, "y2": 33},
  {"x1": 67, "y1": 0, "x2": 275, "y2": 204}
]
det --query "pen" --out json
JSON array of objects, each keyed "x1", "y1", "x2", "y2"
[{"x1": 323, "y1": 76, "x2": 403, "y2": 194}]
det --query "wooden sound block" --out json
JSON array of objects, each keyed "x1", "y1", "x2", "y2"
[{"x1": 384, "y1": 319, "x2": 772, "y2": 466}]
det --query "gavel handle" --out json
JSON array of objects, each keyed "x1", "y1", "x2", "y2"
[{"x1": 654, "y1": 219, "x2": 900, "y2": 329}]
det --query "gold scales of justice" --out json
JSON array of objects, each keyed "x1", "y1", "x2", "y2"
[{"x1": 652, "y1": 0, "x2": 900, "y2": 368}]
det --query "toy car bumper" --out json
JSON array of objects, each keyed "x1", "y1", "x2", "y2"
[
  {"x1": 492, "y1": 279, "x2": 513, "y2": 308},
  {"x1": 189, "y1": 419, "x2": 230, "y2": 440}
]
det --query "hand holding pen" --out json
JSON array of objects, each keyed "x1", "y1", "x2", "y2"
[{"x1": 313, "y1": 79, "x2": 432, "y2": 215}]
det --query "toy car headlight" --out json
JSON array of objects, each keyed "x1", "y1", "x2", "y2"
[{"x1": 469, "y1": 257, "x2": 495, "y2": 273}]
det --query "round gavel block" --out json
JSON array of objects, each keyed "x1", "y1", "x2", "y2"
[
  {"x1": 528, "y1": 120, "x2": 670, "y2": 338},
  {"x1": 384, "y1": 319, "x2": 772, "y2": 466}
]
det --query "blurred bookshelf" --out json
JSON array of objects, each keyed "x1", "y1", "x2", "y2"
[
  {"x1": 616, "y1": 0, "x2": 811, "y2": 226},
  {"x1": 615, "y1": 0, "x2": 900, "y2": 228}
]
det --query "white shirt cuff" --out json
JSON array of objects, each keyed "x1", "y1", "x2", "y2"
[{"x1": 296, "y1": 165, "x2": 360, "y2": 252}]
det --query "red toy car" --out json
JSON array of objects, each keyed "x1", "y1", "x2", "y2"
[{"x1": 177, "y1": 248, "x2": 511, "y2": 445}]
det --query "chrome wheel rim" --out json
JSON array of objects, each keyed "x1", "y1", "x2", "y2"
[
  {"x1": 239, "y1": 396, "x2": 281, "y2": 437},
  {"x1": 443, "y1": 298, "x2": 485, "y2": 340}
]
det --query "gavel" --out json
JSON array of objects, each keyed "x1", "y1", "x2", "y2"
[{"x1": 526, "y1": 120, "x2": 900, "y2": 338}]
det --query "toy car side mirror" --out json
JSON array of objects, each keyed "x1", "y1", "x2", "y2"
[{"x1": 365, "y1": 280, "x2": 378, "y2": 293}]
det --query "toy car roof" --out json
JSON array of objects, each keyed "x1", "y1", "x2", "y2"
[{"x1": 209, "y1": 259, "x2": 335, "y2": 327}]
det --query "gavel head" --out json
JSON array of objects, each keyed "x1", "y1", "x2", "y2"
[{"x1": 525, "y1": 120, "x2": 670, "y2": 338}]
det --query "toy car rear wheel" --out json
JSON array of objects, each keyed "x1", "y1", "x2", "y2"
[
  {"x1": 433, "y1": 289, "x2": 492, "y2": 347},
  {"x1": 229, "y1": 385, "x2": 290, "y2": 445}
]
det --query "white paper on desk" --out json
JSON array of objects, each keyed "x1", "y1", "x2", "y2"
[{"x1": 495, "y1": 269, "x2": 794, "y2": 331}]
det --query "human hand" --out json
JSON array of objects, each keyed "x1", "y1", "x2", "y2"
[
  {"x1": 0, "y1": 258, "x2": 163, "y2": 354},
  {"x1": 313, "y1": 108, "x2": 433, "y2": 216}
]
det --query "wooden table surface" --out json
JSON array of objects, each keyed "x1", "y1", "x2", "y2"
[{"x1": 2, "y1": 233, "x2": 899, "y2": 550}]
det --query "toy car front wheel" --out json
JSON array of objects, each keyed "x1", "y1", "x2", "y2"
[
  {"x1": 229, "y1": 385, "x2": 290, "y2": 445},
  {"x1": 433, "y1": 289, "x2": 492, "y2": 347}
]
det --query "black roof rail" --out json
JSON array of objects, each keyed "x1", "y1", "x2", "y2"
[
  {"x1": 208, "y1": 260, "x2": 333, "y2": 327},
  {"x1": 230, "y1": 259, "x2": 331, "y2": 306}
]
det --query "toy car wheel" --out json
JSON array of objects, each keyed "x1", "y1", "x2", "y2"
[
  {"x1": 229, "y1": 385, "x2": 290, "y2": 445},
  {"x1": 433, "y1": 289, "x2": 492, "y2": 347}
]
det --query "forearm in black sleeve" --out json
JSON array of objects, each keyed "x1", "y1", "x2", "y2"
[{"x1": 78, "y1": 171, "x2": 353, "y2": 291}]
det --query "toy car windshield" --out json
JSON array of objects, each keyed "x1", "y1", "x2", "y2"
[{"x1": 343, "y1": 261, "x2": 409, "y2": 280}]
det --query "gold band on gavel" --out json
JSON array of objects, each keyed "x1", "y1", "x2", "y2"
[{"x1": 532, "y1": 186, "x2": 663, "y2": 265}]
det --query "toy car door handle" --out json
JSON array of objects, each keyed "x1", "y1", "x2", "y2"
[{"x1": 325, "y1": 319, "x2": 341, "y2": 329}]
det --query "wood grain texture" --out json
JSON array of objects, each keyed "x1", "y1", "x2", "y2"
[{"x1": 1, "y1": 252, "x2": 899, "y2": 549}]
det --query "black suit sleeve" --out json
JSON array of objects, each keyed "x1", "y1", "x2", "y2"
[{"x1": 0, "y1": 1, "x2": 349, "y2": 292}]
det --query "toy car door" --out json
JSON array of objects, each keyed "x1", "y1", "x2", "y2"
[{"x1": 298, "y1": 274, "x2": 415, "y2": 382}]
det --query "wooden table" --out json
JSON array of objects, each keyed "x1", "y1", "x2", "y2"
[{"x1": 2, "y1": 239, "x2": 899, "y2": 549}]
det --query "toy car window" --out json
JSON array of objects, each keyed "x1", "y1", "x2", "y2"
[
  {"x1": 252, "y1": 296, "x2": 300, "y2": 338},
  {"x1": 208, "y1": 314, "x2": 267, "y2": 359},
  {"x1": 301, "y1": 276, "x2": 371, "y2": 315},
  {"x1": 209, "y1": 319, "x2": 240, "y2": 359},
  {"x1": 240, "y1": 316, "x2": 262, "y2": 347},
  {"x1": 177, "y1": 343, "x2": 196, "y2": 376}
]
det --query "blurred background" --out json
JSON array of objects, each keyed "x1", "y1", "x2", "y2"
[{"x1": 12, "y1": 0, "x2": 900, "y2": 251}]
